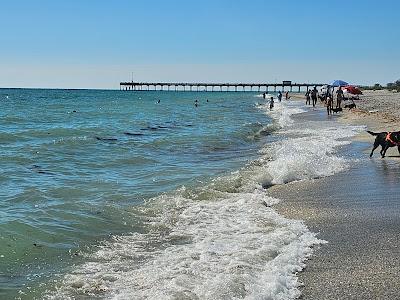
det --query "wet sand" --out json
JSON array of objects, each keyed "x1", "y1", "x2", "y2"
[
  {"x1": 269, "y1": 156, "x2": 400, "y2": 299},
  {"x1": 270, "y1": 91, "x2": 400, "y2": 299}
]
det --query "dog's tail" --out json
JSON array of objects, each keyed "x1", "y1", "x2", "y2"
[{"x1": 367, "y1": 130, "x2": 379, "y2": 136}]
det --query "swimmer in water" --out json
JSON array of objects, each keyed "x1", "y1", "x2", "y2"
[{"x1": 277, "y1": 91, "x2": 282, "y2": 102}]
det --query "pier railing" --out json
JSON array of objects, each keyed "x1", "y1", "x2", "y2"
[{"x1": 120, "y1": 82, "x2": 325, "y2": 92}]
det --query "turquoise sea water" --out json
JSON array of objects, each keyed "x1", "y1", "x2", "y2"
[
  {"x1": 0, "y1": 89, "x2": 273, "y2": 298},
  {"x1": 1, "y1": 89, "x2": 363, "y2": 299}
]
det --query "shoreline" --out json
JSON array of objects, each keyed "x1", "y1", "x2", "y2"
[
  {"x1": 289, "y1": 90, "x2": 400, "y2": 150},
  {"x1": 271, "y1": 90, "x2": 400, "y2": 298}
]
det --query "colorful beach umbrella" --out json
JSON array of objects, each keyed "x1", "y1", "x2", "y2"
[
  {"x1": 344, "y1": 85, "x2": 362, "y2": 95},
  {"x1": 330, "y1": 80, "x2": 349, "y2": 87}
]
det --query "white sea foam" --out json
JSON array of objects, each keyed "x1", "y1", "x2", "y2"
[
  {"x1": 47, "y1": 189, "x2": 322, "y2": 300},
  {"x1": 254, "y1": 93, "x2": 274, "y2": 98},
  {"x1": 46, "y1": 101, "x2": 362, "y2": 300},
  {"x1": 259, "y1": 101, "x2": 363, "y2": 185}
]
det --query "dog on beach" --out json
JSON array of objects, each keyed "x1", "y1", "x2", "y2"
[
  {"x1": 367, "y1": 130, "x2": 400, "y2": 158},
  {"x1": 344, "y1": 103, "x2": 357, "y2": 110},
  {"x1": 331, "y1": 107, "x2": 342, "y2": 113}
]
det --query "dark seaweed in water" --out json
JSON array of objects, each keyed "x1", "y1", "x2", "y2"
[
  {"x1": 95, "y1": 136, "x2": 118, "y2": 142},
  {"x1": 140, "y1": 126, "x2": 158, "y2": 131},
  {"x1": 124, "y1": 132, "x2": 144, "y2": 136},
  {"x1": 28, "y1": 165, "x2": 55, "y2": 175}
]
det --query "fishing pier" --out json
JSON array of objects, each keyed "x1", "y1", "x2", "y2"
[{"x1": 120, "y1": 81, "x2": 324, "y2": 92}]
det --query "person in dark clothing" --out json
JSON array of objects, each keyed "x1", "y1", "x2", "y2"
[
  {"x1": 310, "y1": 86, "x2": 318, "y2": 107},
  {"x1": 336, "y1": 86, "x2": 344, "y2": 108},
  {"x1": 326, "y1": 95, "x2": 333, "y2": 115},
  {"x1": 277, "y1": 91, "x2": 282, "y2": 102},
  {"x1": 269, "y1": 96, "x2": 274, "y2": 110}
]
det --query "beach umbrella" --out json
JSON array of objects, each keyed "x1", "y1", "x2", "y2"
[
  {"x1": 330, "y1": 80, "x2": 349, "y2": 87},
  {"x1": 344, "y1": 85, "x2": 362, "y2": 95}
]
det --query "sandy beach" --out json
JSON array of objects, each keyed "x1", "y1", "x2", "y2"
[
  {"x1": 340, "y1": 90, "x2": 400, "y2": 144},
  {"x1": 271, "y1": 90, "x2": 400, "y2": 299}
]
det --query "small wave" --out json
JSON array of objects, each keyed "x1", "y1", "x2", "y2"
[
  {"x1": 257, "y1": 101, "x2": 363, "y2": 185},
  {"x1": 45, "y1": 188, "x2": 323, "y2": 300}
]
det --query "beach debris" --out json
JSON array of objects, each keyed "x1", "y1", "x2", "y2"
[{"x1": 262, "y1": 201, "x2": 271, "y2": 208}]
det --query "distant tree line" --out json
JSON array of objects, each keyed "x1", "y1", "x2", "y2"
[
  {"x1": 387, "y1": 79, "x2": 400, "y2": 92},
  {"x1": 361, "y1": 79, "x2": 400, "y2": 92}
]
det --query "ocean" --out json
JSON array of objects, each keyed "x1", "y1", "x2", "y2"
[{"x1": 0, "y1": 89, "x2": 362, "y2": 299}]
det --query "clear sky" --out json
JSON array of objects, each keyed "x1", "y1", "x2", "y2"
[{"x1": 1, "y1": 0, "x2": 399, "y2": 89}]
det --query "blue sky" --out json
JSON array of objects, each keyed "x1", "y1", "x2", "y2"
[{"x1": 1, "y1": 0, "x2": 399, "y2": 88}]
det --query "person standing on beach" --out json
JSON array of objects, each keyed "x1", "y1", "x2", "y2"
[
  {"x1": 323, "y1": 86, "x2": 330, "y2": 104},
  {"x1": 336, "y1": 86, "x2": 344, "y2": 108},
  {"x1": 326, "y1": 95, "x2": 333, "y2": 115},
  {"x1": 305, "y1": 90, "x2": 311, "y2": 105},
  {"x1": 285, "y1": 91, "x2": 290, "y2": 100},
  {"x1": 311, "y1": 86, "x2": 318, "y2": 107},
  {"x1": 278, "y1": 91, "x2": 282, "y2": 102}
]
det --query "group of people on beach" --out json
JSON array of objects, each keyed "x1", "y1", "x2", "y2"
[
  {"x1": 305, "y1": 87, "x2": 318, "y2": 107},
  {"x1": 305, "y1": 86, "x2": 345, "y2": 115}
]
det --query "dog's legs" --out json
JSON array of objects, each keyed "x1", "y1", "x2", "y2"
[
  {"x1": 381, "y1": 145, "x2": 389, "y2": 158},
  {"x1": 398, "y1": 146, "x2": 400, "y2": 155},
  {"x1": 380, "y1": 146, "x2": 385, "y2": 157},
  {"x1": 370, "y1": 142, "x2": 380, "y2": 157}
]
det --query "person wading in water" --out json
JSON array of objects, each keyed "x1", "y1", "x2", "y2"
[
  {"x1": 311, "y1": 86, "x2": 318, "y2": 107},
  {"x1": 336, "y1": 86, "x2": 344, "y2": 109}
]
